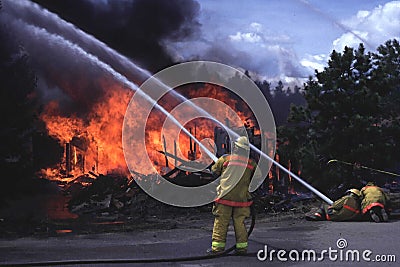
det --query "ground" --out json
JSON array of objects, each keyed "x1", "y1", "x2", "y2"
[
  {"x1": 0, "y1": 210, "x2": 398, "y2": 266},
  {"x1": 0, "y1": 182, "x2": 398, "y2": 266}
]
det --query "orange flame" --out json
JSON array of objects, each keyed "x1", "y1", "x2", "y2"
[{"x1": 40, "y1": 81, "x2": 260, "y2": 179}]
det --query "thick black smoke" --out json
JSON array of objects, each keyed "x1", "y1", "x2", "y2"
[
  {"x1": 1, "y1": 0, "x2": 201, "y2": 116},
  {"x1": 31, "y1": 0, "x2": 201, "y2": 72}
]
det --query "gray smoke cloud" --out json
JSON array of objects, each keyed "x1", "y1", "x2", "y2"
[
  {"x1": 0, "y1": 12, "x2": 113, "y2": 115},
  {"x1": 1, "y1": 0, "x2": 201, "y2": 115},
  {"x1": 30, "y1": 0, "x2": 201, "y2": 72},
  {"x1": 165, "y1": 22, "x2": 310, "y2": 80}
]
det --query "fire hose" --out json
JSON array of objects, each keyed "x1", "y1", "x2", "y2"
[
  {"x1": 2, "y1": 155, "x2": 333, "y2": 266},
  {"x1": 1, "y1": 206, "x2": 258, "y2": 266},
  {"x1": 5, "y1": 162, "x2": 391, "y2": 266},
  {"x1": 327, "y1": 159, "x2": 400, "y2": 177},
  {"x1": 2, "y1": 143, "x2": 335, "y2": 266}
]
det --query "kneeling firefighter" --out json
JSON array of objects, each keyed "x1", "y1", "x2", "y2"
[
  {"x1": 324, "y1": 188, "x2": 362, "y2": 221},
  {"x1": 306, "y1": 188, "x2": 362, "y2": 221},
  {"x1": 208, "y1": 136, "x2": 262, "y2": 255},
  {"x1": 361, "y1": 181, "x2": 390, "y2": 222}
]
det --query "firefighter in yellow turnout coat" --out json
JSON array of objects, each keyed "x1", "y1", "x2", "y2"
[
  {"x1": 209, "y1": 136, "x2": 261, "y2": 254},
  {"x1": 305, "y1": 189, "x2": 361, "y2": 221},
  {"x1": 361, "y1": 182, "x2": 390, "y2": 222},
  {"x1": 324, "y1": 189, "x2": 362, "y2": 221}
]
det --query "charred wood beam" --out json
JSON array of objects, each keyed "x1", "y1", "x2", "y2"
[
  {"x1": 194, "y1": 124, "x2": 197, "y2": 159},
  {"x1": 163, "y1": 167, "x2": 181, "y2": 178},
  {"x1": 162, "y1": 135, "x2": 169, "y2": 168},
  {"x1": 158, "y1": 150, "x2": 214, "y2": 175},
  {"x1": 157, "y1": 150, "x2": 190, "y2": 165},
  {"x1": 174, "y1": 140, "x2": 177, "y2": 167},
  {"x1": 88, "y1": 171, "x2": 99, "y2": 178},
  {"x1": 189, "y1": 128, "x2": 193, "y2": 154},
  {"x1": 65, "y1": 142, "x2": 71, "y2": 176}
]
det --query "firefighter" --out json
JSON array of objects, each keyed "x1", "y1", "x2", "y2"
[
  {"x1": 361, "y1": 181, "x2": 390, "y2": 222},
  {"x1": 208, "y1": 136, "x2": 261, "y2": 255},
  {"x1": 306, "y1": 188, "x2": 362, "y2": 221}
]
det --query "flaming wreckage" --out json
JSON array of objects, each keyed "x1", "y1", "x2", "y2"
[
  {"x1": 41, "y1": 117, "x2": 400, "y2": 220},
  {"x1": 41, "y1": 119, "x2": 323, "y2": 219}
]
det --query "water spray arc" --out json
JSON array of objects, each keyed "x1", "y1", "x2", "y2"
[
  {"x1": 21, "y1": 21, "x2": 219, "y2": 163},
  {"x1": 4, "y1": 0, "x2": 217, "y2": 162},
  {"x1": 0, "y1": 1, "x2": 337, "y2": 265},
  {"x1": 5, "y1": 0, "x2": 332, "y2": 204},
  {"x1": 193, "y1": 102, "x2": 334, "y2": 204},
  {"x1": 6, "y1": 0, "x2": 153, "y2": 80},
  {"x1": 146, "y1": 67, "x2": 334, "y2": 205}
]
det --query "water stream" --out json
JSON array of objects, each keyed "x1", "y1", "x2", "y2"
[{"x1": 3, "y1": 0, "x2": 332, "y2": 204}]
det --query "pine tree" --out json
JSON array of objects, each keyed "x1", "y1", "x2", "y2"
[
  {"x1": 0, "y1": 27, "x2": 38, "y2": 195},
  {"x1": 279, "y1": 40, "x2": 400, "y2": 192}
]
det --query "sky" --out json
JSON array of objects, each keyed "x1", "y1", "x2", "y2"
[
  {"x1": 2, "y1": 0, "x2": 400, "y2": 85},
  {"x1": 167, "y1": 0, "x2": 400, "y2": 82}
]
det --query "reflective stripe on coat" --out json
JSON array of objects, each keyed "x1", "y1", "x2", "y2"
[
  {"x1": 211, "y1": 153, "x2": 261, "y2": 206},
  {"x1": 361, "y1": 185, "x2": 389, "y2": 214}
]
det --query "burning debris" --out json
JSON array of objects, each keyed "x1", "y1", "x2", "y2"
[
  {"x1": 37, "y1": 87, "x2": 302, "y2": 219},
  {"x1": 2, "y1": 0, "x2": 290, "y2": 218},
  {"x1": 38, "y1": 82, "x2": 261, "y2": 177},
  {"x1": 61, "y1": 172, "x2": 319, "y2": 225},
  {"x1": 62, "y1": 172, "x2": 211, "y2": 223},
  {"x1": 67, "y1": 173, "x2": 128, "y2": 215},
  {"x1": 42, "y1": 114, "x2": 306, "y2": 221}
]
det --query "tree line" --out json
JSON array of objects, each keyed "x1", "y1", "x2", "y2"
[
  {"x1": 1, "y1": 27, "x2": 399, "y2": 198},
  {"x1": 277, "y1": 39, "x2": 400, "y2": 194}
]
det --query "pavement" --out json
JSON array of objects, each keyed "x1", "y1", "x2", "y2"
[{"x1": 0, "y1": 215, "x2": 398, "y2": 267}]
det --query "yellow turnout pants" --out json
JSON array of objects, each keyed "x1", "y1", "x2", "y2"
[{"x1": 211, "y1": 203, "x2": 251, "y2": 252}]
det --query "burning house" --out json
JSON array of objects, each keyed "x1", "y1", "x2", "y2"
[
  {"x1": 37, "y1": 78, "x2": 297, "y2": 197},
  {"x1": 0, "y1": 0, "x2": 308, "y2": 225}
]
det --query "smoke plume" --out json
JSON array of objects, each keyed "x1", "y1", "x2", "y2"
[
  {"x1": 1, "y1": 0, "x2": 201, "y2": 116},
  {"x1": 30, "y1": 0, "x2": 201, "y2": 72}
]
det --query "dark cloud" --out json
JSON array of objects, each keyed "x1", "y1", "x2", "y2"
[
  {"x1": 0, "y1": 15, "x2": 111, "y2": 116},
  {"x1": 0, "y1": 0, "x2": 201, "y2": 116},
  {"x1": 31, "y1": 0, "x2": 201, "y2": 72}
]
